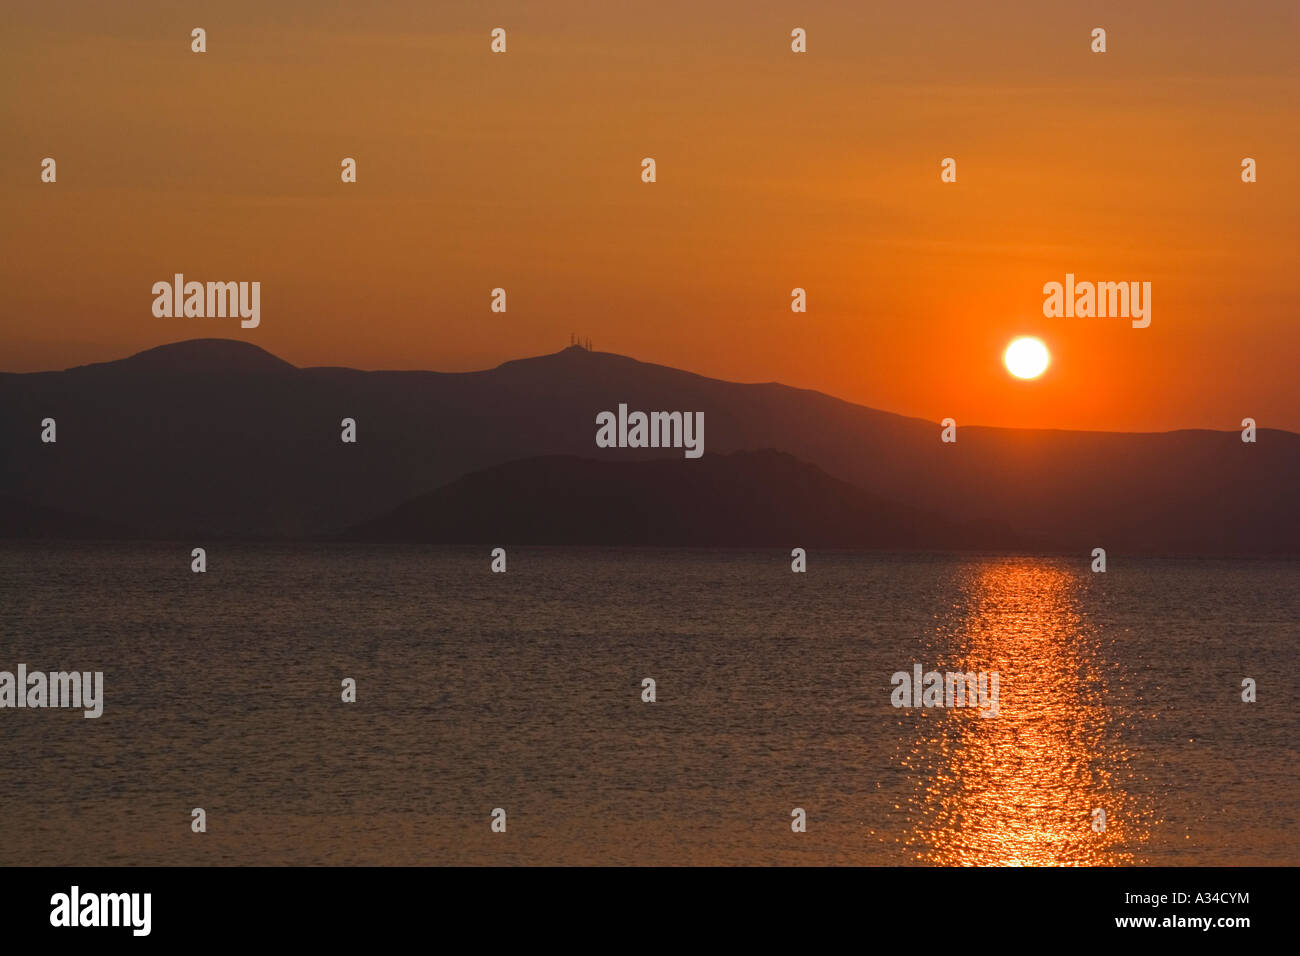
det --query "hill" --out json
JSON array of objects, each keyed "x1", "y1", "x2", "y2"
[{"x1": 342, "y1": 450, "x2": 1023, "y2": 548}]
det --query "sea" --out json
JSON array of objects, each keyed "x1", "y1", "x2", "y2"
[{"x1": 1, "y1": 544, "x2": 1295, "y2": 866}]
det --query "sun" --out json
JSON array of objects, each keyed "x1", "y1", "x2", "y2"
[{"x1": 1004, "y1": 336, "x2": 1050, "y2": 379}]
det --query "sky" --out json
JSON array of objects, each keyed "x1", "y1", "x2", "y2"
[{"x1": 2, "y1": 0, "x2": 1297, "y2": 431}]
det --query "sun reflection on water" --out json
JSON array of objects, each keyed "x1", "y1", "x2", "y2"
[{"x1": 896, "y1": 560, "x2": 1154, "y2": 865}]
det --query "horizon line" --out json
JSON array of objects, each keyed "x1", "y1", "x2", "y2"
[{"x1": 6, "y1": 336, "x2": 1295, "y2": 440}]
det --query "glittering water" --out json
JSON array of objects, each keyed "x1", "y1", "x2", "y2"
[{"x1": 0, "y1": 544, "x2": 1295, "y2": 865}]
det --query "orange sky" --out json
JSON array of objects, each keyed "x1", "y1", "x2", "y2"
[{"x1": 2, "y1": 1, "x2": 1297, "y2": 431}]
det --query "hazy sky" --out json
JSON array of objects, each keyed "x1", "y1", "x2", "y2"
[{"x1": 3, "y1": 1, "x2": 1297, "y2": 431}]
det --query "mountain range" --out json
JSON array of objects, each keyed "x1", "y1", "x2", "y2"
[{"x1": 1, "y1": 338, "x2": 1295, "y2": 554}]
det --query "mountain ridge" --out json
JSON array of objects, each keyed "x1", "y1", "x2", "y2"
[
  {"x1": 20, "y1": 338, "x2": 1291, "y2": 438},
  {"x1": 2, "y1": 338, "x2": 1295, "y2": 553}
]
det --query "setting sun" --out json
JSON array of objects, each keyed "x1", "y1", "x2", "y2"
[{"x1": 1004, "y1": 337, "x2": 1050, "y2": 380}]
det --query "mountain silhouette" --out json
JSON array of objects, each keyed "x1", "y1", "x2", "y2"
[
  {"x1": 1, "y1": 338, "x2": 1296, "y2": 553},
  {"x1": 342, "y1": 450, "x2": 1023, "y2": 548}
]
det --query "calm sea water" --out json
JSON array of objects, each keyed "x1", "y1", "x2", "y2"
[{"x1": 0, "y1": 544, "x2": 1295, "y2": 866}]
